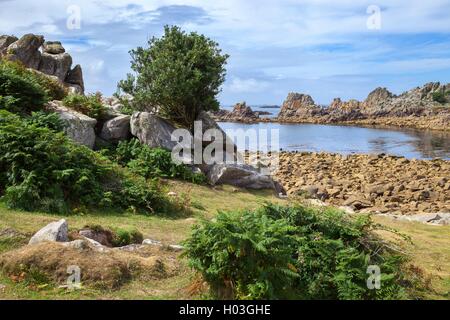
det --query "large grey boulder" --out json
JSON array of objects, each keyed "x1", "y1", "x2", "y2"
[
  {"x1": 207, "y1": 163, "x2": 276, "y2": 190},
  {"x1": 6, "y1": 34, "x2": 44, "y2": 69},
  {"x1": 100, "y1": 115, "x2": 131, "y2": 143},
  {"x1": 38, "y1": 52, "x2": 73, "y2": 82},
  {"x1": 130, "y1": 112, "x2": 177, "y2": 150},
  {"x1": 29, "y1": 219, "x2": 68, "y2": 245},
  {"x1": 0, "y1": 35, "x2": 18, "y2": 56},
  {"x1": 47, "y1": 101, "x2": 97, "y2": 149}
]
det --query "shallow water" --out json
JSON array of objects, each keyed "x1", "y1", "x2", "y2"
[{"x1": 218, "y1": 122, "x2": 450, "y2": 160}]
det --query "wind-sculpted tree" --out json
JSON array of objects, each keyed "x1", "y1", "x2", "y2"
[{"x1": 118, "y1": 25, "x2": 229, "y2": 130}]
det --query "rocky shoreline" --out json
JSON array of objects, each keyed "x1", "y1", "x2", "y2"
[
  {"x1": 212, "y1": 84, "x2": 450, "y2": 131},
  {"x1": 273, "y1": 152, "x2": 450, "y2": 215}
]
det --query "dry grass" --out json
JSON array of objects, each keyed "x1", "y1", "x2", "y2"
[
  {"x1": 373, "y1": 215, "x2": 450, "y2": 299},
  {"x1": 0, "y1": 241, "x2": 179, "y2": 290}
]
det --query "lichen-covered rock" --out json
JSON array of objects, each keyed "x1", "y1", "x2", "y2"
[
  {"x1": 130, "y1": 112, "x2": 177, "y2": 151},
  {"x1": 5, "y1": 34, "x2": 44, "y2": 69},
  {"x1": 42, "y1": 41, "x2": 65, "y2": 54},
  {"x1": 29, "y1": 219, "x2": 68, "y2": 245},
  {"x1": 47, "y1": 101, "x2": 97, "y2": 149}
]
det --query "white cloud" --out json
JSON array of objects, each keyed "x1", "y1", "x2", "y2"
[
  {"x1": 225, "y1": 77, "x2": 270, "y2": 93},
  {"x1": 1, "y1": 0, "x2": 449, "y2": 103}
]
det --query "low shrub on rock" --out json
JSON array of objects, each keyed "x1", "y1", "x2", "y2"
[
  {"x1": 0, "y1": 110, "x2": 168, "y2": 214},
  {"x1": 0, "y1": 60, "x2": 67, "y2": 114},
  {"x1": 112, "y1": 138, "x2": 206, "y2": 184},
  {"x1": 25, "y1": 111, "x2": 66, "y2": 132},
  {"x1": 184, "y1": 203, "x2": 424, "y2": 300},
  {"x1": 62, "y1": 92, "x2": 106, "y2": 119},
  {"x1": 0, "y1": 60, "x2": 48, "y2": 113}
]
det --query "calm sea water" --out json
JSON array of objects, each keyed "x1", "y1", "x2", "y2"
[{"x1": 218, "y1": 122, "x2": 450, "y2": 160}]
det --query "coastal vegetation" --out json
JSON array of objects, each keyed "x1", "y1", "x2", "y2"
[
  {"x1": 117, "y1": 25, "x2": 229, "y2": 129},
  {"x1": 0, "y1": 27, "x2": 448, "y2": 301}
]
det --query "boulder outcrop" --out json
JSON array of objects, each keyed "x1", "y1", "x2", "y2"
[
  {"x1": 278, "y1": 93, "x2": 323, "y2": 119},
  {"x1": 0, "y1": 34, "x2": 85, "y2": 94}
]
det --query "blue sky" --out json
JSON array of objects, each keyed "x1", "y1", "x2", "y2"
[{"x1": 1, "y1": 0, "x2": 450, "y2": 105}]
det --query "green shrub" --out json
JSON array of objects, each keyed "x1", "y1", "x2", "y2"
[
  {"x1": 0, "y1": 60, "x2": 67, "y2": 112},
  {"x1": 0, "y1": 61, "x2": 48, "y2": 113},
  {"x1": 184, "y1": 203, "x2": 419, "y2": 300},
  {"x1": 432, "y1": 91, "x2": 447, "y2": 104},
  {"x1": 28, "y1": 69, "x2": 67, "y2": 101},
  {"x1": 25, "y1": 111, "x2": 65, "y2": 132},
  {"x1": 112, "y1": 228, "x2": 144, "y2": 247},
  {"x1": 113, "y1": 139, "x2": 206, "y2": 184},
  {"x1": 62, "y1": 93, "x2": 106, "y2": 119},
  {"x1": 0, "y1": 110, "x2": 168, "y2": 214},
  {"x1": 117, "y1": 25, "x2": 229, "y2": 129}
]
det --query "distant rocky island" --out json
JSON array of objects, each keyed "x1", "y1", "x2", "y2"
[{"x1": 212, "y1": 84, "x2": 450, "y2": 131}]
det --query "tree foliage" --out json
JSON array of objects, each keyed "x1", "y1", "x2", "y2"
[{"x1": 118, "y1": 25, "x2": 229, "y2": 129}]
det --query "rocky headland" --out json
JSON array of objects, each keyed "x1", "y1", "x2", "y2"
[
  {"x1": 277, "y1": 85, "x2": 450, "y2": 131},
  {"x1": 213, "y1": 84, "x2": 450, "y2": 131}
]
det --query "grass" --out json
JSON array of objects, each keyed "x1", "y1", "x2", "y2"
[
  {"x1": 0, "y1": 179, "x2": 449, "y2": 300},
  {"x1": 373, "y1": 216, "x2": 450, "y2": 299},
  {"x1": 0, "y1": 180, "x2": 283, "y2": 300}
]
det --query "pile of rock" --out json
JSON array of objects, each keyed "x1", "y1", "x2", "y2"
[
  {"x1": 274, "y1": 152, "x2": 450, "y2": 215},
  {"x1": 211, "y1": 102, "x2": 260, "y2": 123},
  {"x1": 0, "y1": 34, "x2": 84, "y2": 94},
  {"x1": 276, "y1": 84, "x2": 450, "y2": 130},
  {"x1": 27, "y1": 219, "x2": 184, "y2": 252}
]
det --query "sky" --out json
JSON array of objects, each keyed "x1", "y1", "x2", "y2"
[{"x1": 1, "y1": 0, "x2": 450, "y2": 105}]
